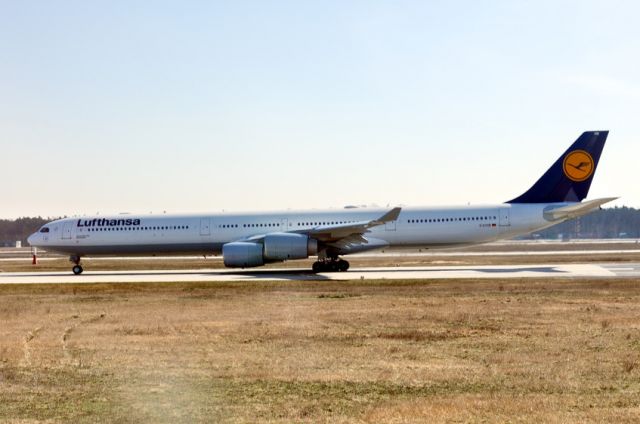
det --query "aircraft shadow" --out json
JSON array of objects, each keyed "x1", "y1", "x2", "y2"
[{"x1": 228, "y1": 266, "x2": 569, "y2": 277}]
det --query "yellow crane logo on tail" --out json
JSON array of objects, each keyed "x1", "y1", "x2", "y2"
[{"x1": 563, "y1": 150, "x2": 594, "y2": 182}]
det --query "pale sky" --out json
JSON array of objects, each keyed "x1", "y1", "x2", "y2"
[{"x1": 1, "y1": 1, "x2": 639, "y2": 219}]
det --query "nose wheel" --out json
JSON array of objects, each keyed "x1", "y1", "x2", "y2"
[
  {"x1": 70, "y1": 256, "x2": 84, "y2": 275},
  {"x1": 312, "y1": 258, "x2": 349, "y2": 273}
]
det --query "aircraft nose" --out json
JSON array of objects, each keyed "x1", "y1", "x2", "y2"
[{"x1": 27, "y1": 232, "x2": 38, "y2": 246}]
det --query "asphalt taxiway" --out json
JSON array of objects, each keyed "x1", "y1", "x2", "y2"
[{"x1": 0, "y1": 263, "x2": 638, "y2": 284}]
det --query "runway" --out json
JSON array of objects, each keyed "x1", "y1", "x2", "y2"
[{"x1": 0, "y1": 263, "x2": 638, "y2": 284}]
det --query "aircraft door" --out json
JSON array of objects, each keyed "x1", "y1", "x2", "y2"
[
  {"x1": 280, "y1": 218, "x2": 289, "y2": 231},
  {"x1": 385, "y1": 220, "x2": 396, "y2": 231},
  {"x1": 499, "y1": 207, "x2": 511, "y2": 227},
  {"x1": 62, "y1": 222, "x2": 73, "y2": 240},
  {"x1": 200, "y1": 218, "x2": 211, "y2": 236}
]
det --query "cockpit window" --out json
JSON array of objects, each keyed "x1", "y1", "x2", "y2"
[{"x1": 40, "y1": 227, "x2": 50, "y2": 233}]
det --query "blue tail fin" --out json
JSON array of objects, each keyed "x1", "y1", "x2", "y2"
[{"x1": 507, "y1": 131, "x2": 608, "y2": 204}]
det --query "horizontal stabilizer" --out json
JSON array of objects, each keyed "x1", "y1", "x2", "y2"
[{"x1": 543, "y1": 197, "x2": 618, "y2": 221}]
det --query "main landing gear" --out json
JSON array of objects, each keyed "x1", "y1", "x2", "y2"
[
  {"x1": 70, "y1": 255, "x2": 83, "y2": 275},
  {"x1": 312, "y1": 258, "x2": 350, "y2": 273}
]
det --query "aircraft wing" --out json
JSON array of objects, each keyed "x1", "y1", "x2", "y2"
[
  {"x1": 301, "y1": 207, "x2": 401, "y2": 242},
  {"x1": 543, "y1": 197, "x2": 618, "y2": 221},
  {"x1": 243, "y1": 207, "x2": 401, "y2": 244}
]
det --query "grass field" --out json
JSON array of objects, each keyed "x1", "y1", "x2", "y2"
[{"x1": 1, "y1": 278, "x2": 640, "y2": 422}]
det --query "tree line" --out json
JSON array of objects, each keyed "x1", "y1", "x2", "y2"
[
  {"x1": 1, "y1": 207, "x2": 639, "y2": 246},
  {"x1": 0, "y1": 217, "x2": 52, "y2": 246},
  {"x1": 533, "y1": 206, "x2": 640, "y2": 239}
]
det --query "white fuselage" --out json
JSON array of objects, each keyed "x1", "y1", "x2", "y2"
[{"x1": 28, "y1": 203, "x2": 566, "y2": 257}]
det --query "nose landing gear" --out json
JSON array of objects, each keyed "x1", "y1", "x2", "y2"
[{"x1": 70, "y1": 256, "x2": 83, "y2": 275}]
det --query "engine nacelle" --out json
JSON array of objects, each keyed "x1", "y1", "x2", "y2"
[
  {"x1": 222, "y1": 242, "x2": 264, "y2": 268},
  {"x1": 264, "y1": 233, "x2": 317, "y2": 261},
  {"x1": 222, "y1": 234, "x2": 318, "y2": 268}
]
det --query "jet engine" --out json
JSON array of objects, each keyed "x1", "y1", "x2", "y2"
[
  {"x1": 222, "y1": 233, "x2": 318, "y2": 268},
  {"x1": 222, "y1": 242, "x2": 264, "y2": 267}
]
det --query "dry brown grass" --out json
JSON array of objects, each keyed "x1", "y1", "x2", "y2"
[{"x1": 1, "y1": 278, "x2": 640, "y2": 423}]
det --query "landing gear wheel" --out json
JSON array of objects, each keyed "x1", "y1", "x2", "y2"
[
  {"x1": 338, "y1": 260, "x2": 350, "y2": 272},
  {"x1": 312, "y1": 261, "x2": 323, "y2": 273},
  {"x1": 72, "y1": 265, "x2": 83, "y2": 275}
]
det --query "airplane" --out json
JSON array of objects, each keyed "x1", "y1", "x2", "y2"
[{"x1": 28, "y1": 131, "x2": 615, "y2": 275}]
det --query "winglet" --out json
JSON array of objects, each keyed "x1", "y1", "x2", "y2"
[{"x1": 370, "y1": 207, "x2": 401, "y2": 226}]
